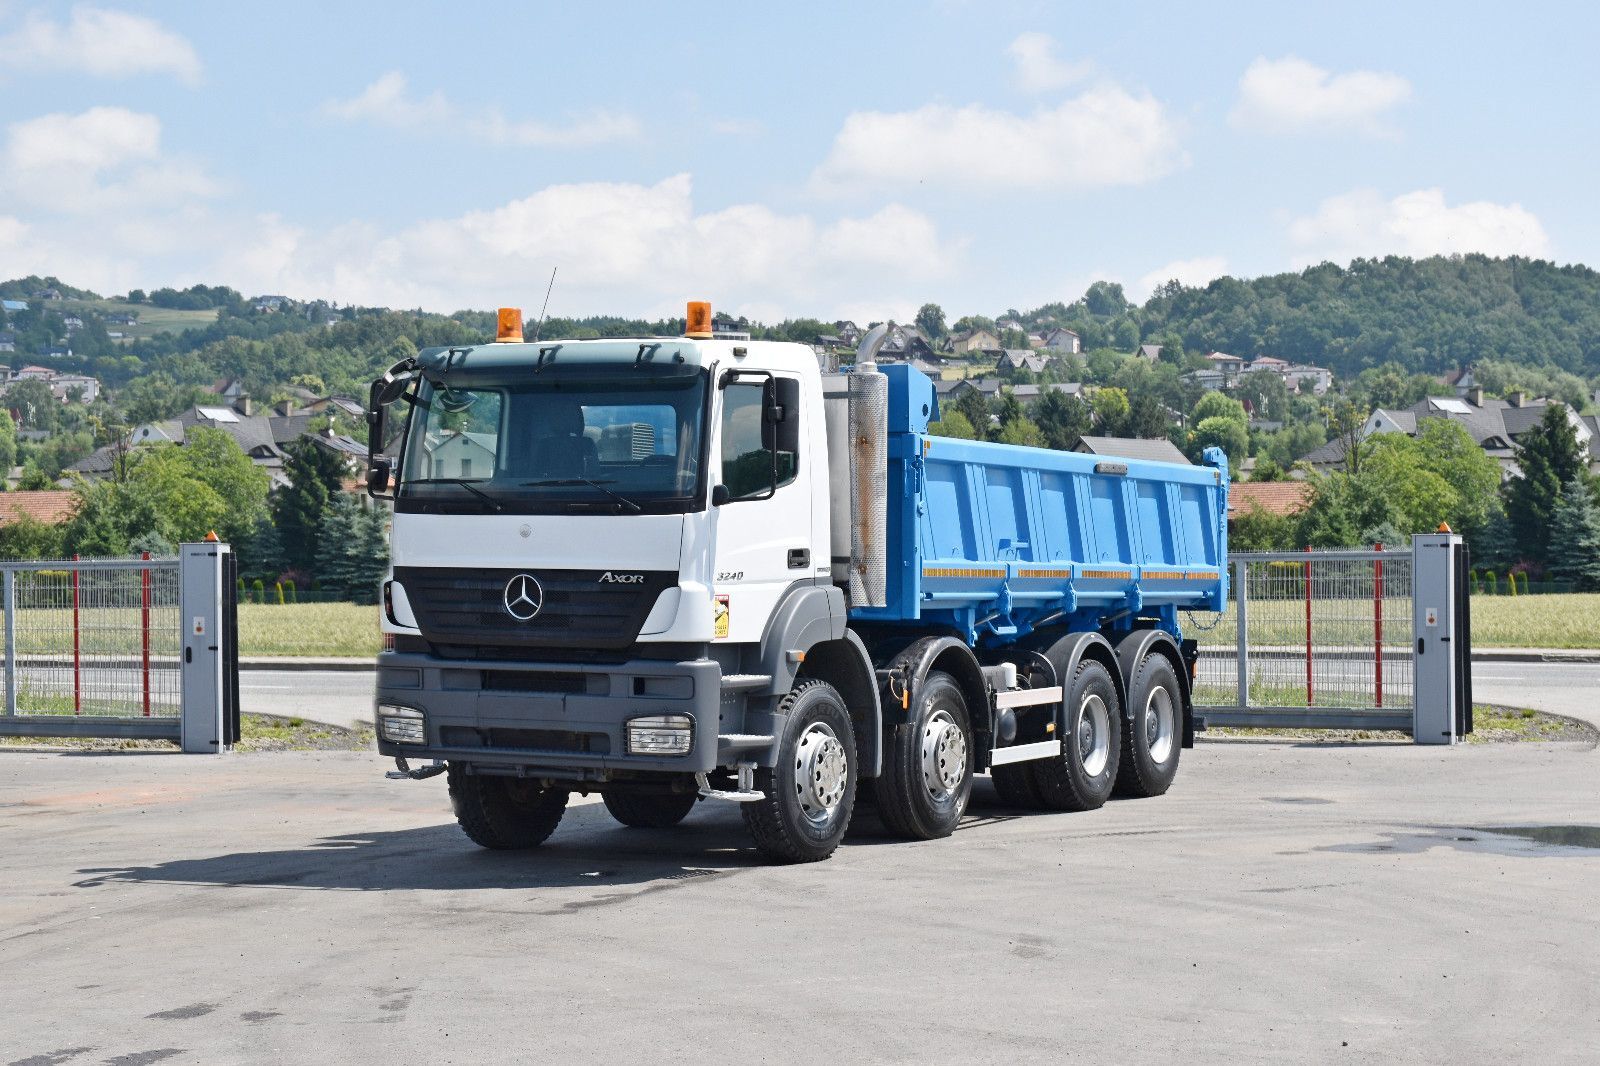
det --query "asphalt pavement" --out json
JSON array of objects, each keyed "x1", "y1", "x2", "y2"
[{"x1": 3, "y1": 731, "x2": 1597, "y2": 1063}]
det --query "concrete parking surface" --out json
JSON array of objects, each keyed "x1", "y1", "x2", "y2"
[{"x1": 3, "y1": 734, "x2": 1598, "y2": 1064}]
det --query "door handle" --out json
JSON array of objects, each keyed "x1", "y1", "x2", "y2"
[{"x1": 787, "y1": 548, "x2": 810, "y2": 570}]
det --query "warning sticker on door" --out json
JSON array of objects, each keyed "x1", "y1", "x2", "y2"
[{"x1": 713, "y1": 595, "x2": 730, "y2": 639}]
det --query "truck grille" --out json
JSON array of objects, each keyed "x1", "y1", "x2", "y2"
[{"x1": 395, "y1": 567, "x2": 675, "y2": 651}]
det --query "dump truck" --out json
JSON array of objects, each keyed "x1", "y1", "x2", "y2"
[{"x1": 367, "y1": 303, "x2": 1229, "y2": 862}]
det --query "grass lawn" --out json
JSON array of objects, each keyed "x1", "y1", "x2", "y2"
[
  {"x1": 0, "y1": 713, "x2": 372, "y2": 752},
  {"x1": 1192, "y1": 592, "x2": 1600, "y2": 650},
  {"x1": 238, "y1": 602, "x2": 380, "y2": 658},
  {"x1": 1205, "y1": 705, "x2": 1595, "y2": 745},
  {"x1": 58, "y1": 297, "x2": 219, "y2": 341}
]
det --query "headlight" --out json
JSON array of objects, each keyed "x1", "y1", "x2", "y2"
[
  {"x1": 378, "y1": 703, "x2": 425, "y2": 745},
  {"x1": 627, "y1": 714, "x2": 693, "y2": 755}
]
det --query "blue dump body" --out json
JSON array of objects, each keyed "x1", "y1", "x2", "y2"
[{"x1": 851, "y1": 364, "x2": 1229, "y2": 646}]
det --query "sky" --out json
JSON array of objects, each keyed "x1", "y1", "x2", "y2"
[{"x1": 0, "y1": 1, "x2": 1596, "y2": 324}]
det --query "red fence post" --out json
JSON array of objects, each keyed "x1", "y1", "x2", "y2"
[
  {"x1": 1374, "y1": 543, "x2": 1384, "y2": 709},
  {"x1": 71, "y1": 554, "x2": 82, "y2": 715},
  {"x1": 1303, "y1": 546, "x2": 1313, "y2": 706},
  {"x1": 141, "y1": 551, "x2": 151, "y2": 717}
]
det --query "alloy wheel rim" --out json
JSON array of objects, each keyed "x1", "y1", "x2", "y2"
[
  {"x1": 921, "y1": 709, "x2": 968, "y2": 800},
  {"x1": 794, "y1": 722, "x2": 848, "y2": 824},
  {"x1": 1076, "y1": 693, "x2": 1110, "y2": 777}
]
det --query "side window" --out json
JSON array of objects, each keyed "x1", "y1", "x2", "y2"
[{"x1": 720, "y1": 379, "x2": 798, "y2": 499}]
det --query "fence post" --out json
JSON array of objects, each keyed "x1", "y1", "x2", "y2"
[
  {"x1": 71, "y1": 554, "x2": 82, "y2": 716},
  {"x1": 141, "y1": 551, "x2": 152, "y2": 718},
  {"x1": 1234, "y1": 556, "x2": 1249, "y2": 709},
  {"x1": 3, "y1": 569, "x2": 14, "y2": 717},
  {"x1": 1374, "y1": 543, "x2": 1384, "y2": 709},
  {"x1": 1303, "y1": 546, "x2": 1313, "y2": 706}
]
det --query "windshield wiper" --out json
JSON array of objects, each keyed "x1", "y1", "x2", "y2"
[
  {"x1": 522, "y1": 477, "x2": 642, "y2": 514},
  {"x1": 403, "y1": 477, "x2": 502, "y2": 512}
]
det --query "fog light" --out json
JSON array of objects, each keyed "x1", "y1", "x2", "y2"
[
  {"x1": 627, "y1": 714, "x2": 693, "y2": 755},
  {"x1": 378, "y1": 704, "x2": 425, "y2": 745}
]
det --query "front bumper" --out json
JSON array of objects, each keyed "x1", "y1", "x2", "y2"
[{"x1": 374, "y1": 650, "x2": 723, "y2": 779}]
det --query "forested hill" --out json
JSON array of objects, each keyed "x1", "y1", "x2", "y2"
[{"x1": 1135, "y1": 255, "x2": 1600, "y2": 380}]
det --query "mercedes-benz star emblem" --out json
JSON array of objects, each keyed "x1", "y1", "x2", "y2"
[{"x1": 503, "y1": 573, "x2": 544, "y2": 621}]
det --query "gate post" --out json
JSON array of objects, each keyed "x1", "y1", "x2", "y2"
[
  {"x1": 1412, "y1": 532, "x2": 1465, "y2": 745},
  {"x1": 1234, "y1": 556, "x2": 1249, "y2": 709},
  {"x1": 179, "y1": 542, "x2": 232, "y2": 753}
]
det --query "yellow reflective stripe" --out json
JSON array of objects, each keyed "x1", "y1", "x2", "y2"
[{"x1": 922, "y1": 567, "x2": 1006, "y2": 579}]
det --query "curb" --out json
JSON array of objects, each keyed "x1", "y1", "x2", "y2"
[
  {"x1": 236, "y1": 649, "x2": 1600, "y2": 672},
  {"x1": 241, "y1": 657, "x2": 376, "y2": 672}
]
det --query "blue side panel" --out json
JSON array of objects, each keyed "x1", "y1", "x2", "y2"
[{"x1": 850, "y1": 369, "x2": 1231, "y2": 645}]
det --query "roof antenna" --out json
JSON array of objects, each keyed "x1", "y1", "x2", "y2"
[{"x1": 531, "y1": 267, "x2": 557, "y2": 341}]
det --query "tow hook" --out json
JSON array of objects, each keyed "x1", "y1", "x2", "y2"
[
  {"x1": 696, "y1": 763, "x2": 763, "y2": 803},
  {"x1": 386, "y1": 756, "x2": 447, "y2": 781}
]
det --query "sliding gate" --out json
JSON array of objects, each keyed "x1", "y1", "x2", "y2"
[
  {"x1": 1191, "y1": 533, "x2": 1470, "y2": 744},
  {"x1": 0, "y1": 542, "x2": 238, "y2": 752}
]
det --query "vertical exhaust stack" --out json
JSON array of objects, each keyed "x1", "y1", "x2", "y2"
[{"x1": 848, "y1": 324, "x2": 891, "y2": 608}]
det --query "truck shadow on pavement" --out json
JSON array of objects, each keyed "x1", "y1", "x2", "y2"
[{"x1": 68, "y1": 785, "x2": 1045, "y2": 894}]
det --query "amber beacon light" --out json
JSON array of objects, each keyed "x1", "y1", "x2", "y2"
[
  {"x1": 495, "y1": 307, "x2": 524, "y2": 343},
  {"x1": 685, "y1": 300, "x2": 713, "y2": 339}
]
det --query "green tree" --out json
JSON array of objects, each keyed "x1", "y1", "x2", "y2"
[
  {"x1": 1091, "y1": 387, "x2": 1129, "y2": 435},
  {"x1": 1412, "y1": 418, "x2": 1502, "y2": 546},
  {"x1": 951, "y1": 390, "x2": 994, "y2": 441},
  {"x1": 6, "y1": 379, "x2": 59, "y2": 431},
  {"x1": 914, "y1": 303, "x2": 946, "y2": 343},
  {"x1": 0, "y1": 409, "x2": 17, "y2": 478},
  {"x1": 1124, "y1": 395, "x2": 1169, "y2": 438},
  {"x1": 178, "y1": 427, "x2": 271, "y2": 543},
  {"x1": 0, "y1": 512, "x2": 66, "y2": 559},
  {"x1": 1504, "y1": 405, "x2": 1585, "y2": 564},
  {"x1": 1192, "y1": 391, "x2": 1247, "y2": 425},
  {"x1": 997, "y1": 416, "x2": 1043, "y2": 447},
  {"x1": 1192, "y1": 416, "x2": 1248, "y2": 470},
  {"x1": 1548, "y1": 478, "x2": 1600, "y2": 590},
  {"x1": 1032, "y1": 390, "x2": 1093, "y2": 451},
  {"x1": 928, "y1": 410, "x2": 977, "y2": 440},
  {"x1": 273, "y1": 439, "x2": 348, "y2": 572},
  {"x1": 1231, "y1": 503, "x2": 1298, "y2": 551}
]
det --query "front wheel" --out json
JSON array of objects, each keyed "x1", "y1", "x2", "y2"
[
  {"x1": 878, "y1": 670, "x2": 973, "y2": 839},
  {"x1": 603, "y1": 790, "x2": 698, "y2": 828},
  {"x1": 742, "y1": 680, "x2": 857, "y2": 863},
  {"x1": 448, "y1": 764, "x2": 568, "y2": 849}
]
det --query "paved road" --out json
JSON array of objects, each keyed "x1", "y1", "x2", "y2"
[
  {"x1": 3, "y1": 734, "x2": 1597, "y2": 1063},
  {"x1": 247, "y1": 660, "x2": 1600, "y2": 732},
  {"x1": 242, "y1": 669, "x2": 374, "y2": 730}
]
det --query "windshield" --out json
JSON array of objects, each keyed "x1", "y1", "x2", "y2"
[{"x1": 395, "y1": 364, "x2": 708, "y2": 515}]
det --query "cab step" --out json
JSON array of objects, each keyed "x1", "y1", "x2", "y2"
[{"x1": 720, "y1": 673, "x2": 772, "y2": 692}]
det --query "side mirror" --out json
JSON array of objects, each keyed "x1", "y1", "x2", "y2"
[
  {"x1": 367, "y1": 456, "x2": 393, "y2": 498},
  {"x1": 711, "y1": 484, "x2": 731, "y2": 507}
]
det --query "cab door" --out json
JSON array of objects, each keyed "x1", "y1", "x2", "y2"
[{"x1": 709, "y1": 371, "x2": 811, "y2": 644}]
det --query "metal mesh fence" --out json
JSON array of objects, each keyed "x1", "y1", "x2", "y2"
[
  {"x1": 5, "y1": 559, "x2": 182, "y2": 719},
  {"x1": 1192, "y1": 549, "x2": 1413, "y2": 715}
]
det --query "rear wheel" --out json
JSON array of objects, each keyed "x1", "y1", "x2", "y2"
[
  {"x1": 742, "y1": 680, "x2": 857, "y2": 863},
  {"x1": 878, "y1": 670, "x2": 973, "y2": 839},
  {"x1": 1115, "y1": 653, "x2": 1183, "y2": 798},
  {"x1": 603, "y1": 790, "x2": 698, "y2": 828},
  {"x1": 448, "y1": 764, "x2": 568, "y2": 850},
  {"x1": 1031, "y1": 659, "x2": 1121, "y2": 812}
]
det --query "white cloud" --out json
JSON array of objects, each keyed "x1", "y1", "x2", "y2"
[
  {"x1": 0, "y1": 5, "x2": 201, "y2": 84},
  {"x1": 1231, "y1": 56, "x2": 1410, "y2": 136},
  {"x1": 814, "y1": 86, "x2": 1183, "y2": 192},
  {"x1": 211, "y1": 175, "x2": 961, "y2": 319},
  {"x1": 321, "y1": 71, "x2": 450, "y2": 127},
  {"x1": 1007, "y1": 31, "x2": 1090, "y2": 93},
  {"x1": 0, "y1": 107, "x2": 219, "y2": 213},
  {"x1": 322, "y1": 71, "x2": 641, "y2": 147},
  {"x1": 1136, "y1": 256, "x2": 1229, "y2": 296},
  {"x1": 1287, "y1": 188, "x2": 1551, "y2": 265}
]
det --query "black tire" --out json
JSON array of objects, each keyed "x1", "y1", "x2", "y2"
[
  {"x1": 990, "y1": 763, "x2": 1044, "y2": 808},
  {"x1": 603, "y1": 790, "x2": 698, "y2": 828},
  {"x1": 447, "y1": 764, "x2": 568, "y2": 850},
  {"x1": 1031, "y1": 658, "x2": 1121, "y2": 812},
  {"x1": 877, "y1": 670, "x2": 974, "y2": 839},
  {"x1": 1115, "y1": 652, "x2": 1183, "y2": 798},
  {"x1": 742, "y1": 680, "x2": 857, "y2": 863}
]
